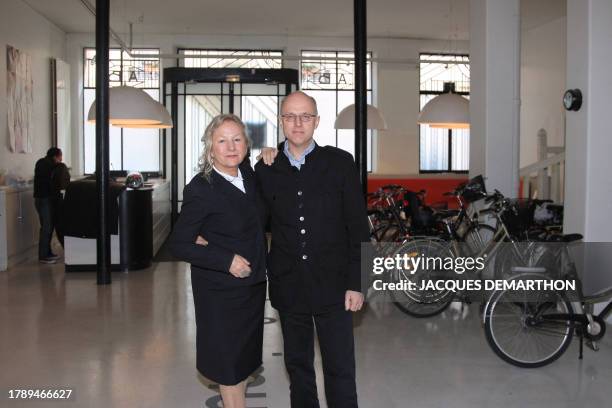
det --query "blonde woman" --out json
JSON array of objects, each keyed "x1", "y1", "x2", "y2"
[{"x1": 170, "y1": 114, "x2": 266, "y2": 408}]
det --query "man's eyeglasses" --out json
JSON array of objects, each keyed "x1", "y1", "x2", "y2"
[{"x1": 280, "y1": 113, "x2": 318, "y2": 123}]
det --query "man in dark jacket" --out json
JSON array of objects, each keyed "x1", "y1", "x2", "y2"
[
  {"x1": 33, "y1": 147, "x2": 64, "y2": 263},
  {"x1": 255, "y1": 91, "x2": 369, "y2": 408}
]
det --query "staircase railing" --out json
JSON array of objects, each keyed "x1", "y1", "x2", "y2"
[{"x1": 519, "y1": 129, "x2": 564, "y2": 202}]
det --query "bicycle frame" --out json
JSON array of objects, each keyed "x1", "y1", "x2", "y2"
[
  {"x1": 449, "y1": 207, "x2": 528, "y2": 271},
  {"x1": 367, "y1": 188, "x2": 411, "y2": 242},
  {"x1": 570, "y1": 294, "x2": 612, "y2": 329}
]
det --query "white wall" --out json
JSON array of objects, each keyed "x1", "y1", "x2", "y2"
[
  {"x1": 469, "y1": 0, "x2": 486, "y2": 180},
  {"x1": 580, "y1": 0, "x2": 612, "y2": 244},
  {"x1": 0, "y1": 0, "x2": 66, "y2": 180},
  {"x1": 520, "y1": 17, "x2": 566, "y2": 168},
  {"x1": 564, "y1": 0, "x2": 612, "y2": 299},
  {"x1": 376, "y1": 62, "x2": 420, "y2": 174},
  {"x1": 469, "y1": 0, "x2": 521, "y2": 196},
  {"x1": 65, "y1": 32, "x2": 468, "y2": 176}
]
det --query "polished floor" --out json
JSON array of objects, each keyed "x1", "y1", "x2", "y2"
[{"x1": 1, "y1": 259, "x2": 611, "y2": 408}]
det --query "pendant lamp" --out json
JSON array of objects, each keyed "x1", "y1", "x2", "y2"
[
  {"x1": 119, "y1": 102, "x2": 173, "y2": 129},
  {"x1": 87, "y1": 86, "x2": 173, "y2": 128},
  {"x1": 334, "y1": 104, "x2": 388, "y2": 130},
  {"x1": 417, "y1": 82, "x2": 469, "y2": 129}
]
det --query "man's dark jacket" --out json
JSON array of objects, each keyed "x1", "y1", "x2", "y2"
[
  {"x1": 255, "y1": 142, "x2": 369, "y2": 312},
  {"x1": 33, "y1": 157, "x2": 56, "y2": 198}
]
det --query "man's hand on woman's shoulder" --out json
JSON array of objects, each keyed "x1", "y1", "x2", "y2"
[{"x1": 256, "y1": 147, "x2": 278, "y2": 166}]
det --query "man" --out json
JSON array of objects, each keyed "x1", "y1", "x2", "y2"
[
  {"x1": 255, "y1": 91, "x2": 370, "y2": 408},
  {"x1": 33, "y1": 147, "x2": 64, "y2": 264}
]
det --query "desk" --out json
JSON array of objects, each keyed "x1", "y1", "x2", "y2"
[{"x1": 64, "y1": 179, "x2": 171, "y2": 272}]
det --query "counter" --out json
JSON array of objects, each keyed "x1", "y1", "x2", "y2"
[{"x1": 64, "y1": 178, "x2": 171, "y2": 272}]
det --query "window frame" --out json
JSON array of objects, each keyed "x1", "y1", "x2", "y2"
[
  {"x1": 82, "y1": 47, "x2": 162, "y2": 175},
  {"x1": 300, "y1": 50, "x2": 374, "y2": 172},
  {"x1": 174, "y1": 49, "x2": 286, "y2": 184},
  {"x1": 418, "y1": 52, "x2": 470, "y2": 174},
  {"x1": 177, "y1": 48, "x2": 284, "y2": 69}
]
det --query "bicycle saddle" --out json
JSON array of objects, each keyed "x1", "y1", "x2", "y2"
[
  {"x1": 561, "y1": 233, "x2": 583, "y2": 242},
  {"x1": 545, "y1": 233, "x2": 583, "y2": 242}
]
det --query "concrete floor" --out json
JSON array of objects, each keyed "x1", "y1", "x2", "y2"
[{"x1": 1, "y1": 260, "x2": 611, "y2": 408}]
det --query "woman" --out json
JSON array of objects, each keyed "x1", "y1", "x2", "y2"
[{"x1": 170, "y1": 114, "x2": 266, "y2": 408}]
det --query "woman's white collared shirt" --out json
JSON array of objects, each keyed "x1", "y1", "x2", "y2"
[{"x1": 213, "y1": 166, "x2": 245, "y2": 193}]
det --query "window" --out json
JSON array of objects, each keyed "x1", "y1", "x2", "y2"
[
  {"x1": 185, "y1": 96, "x2": 218, "y2": 182},
  {"x1": 419, "y1": 53, "x2": 470, "y2": 172},
  {"x1": 83, "y1": 48, "x2": 161, "y2": 174},
  {"x1": 300, "y1": 51, "x2": 373, "y2": 171},
  {"x1": 181, "y1": 49, "x2": 282, "y2": 69}
]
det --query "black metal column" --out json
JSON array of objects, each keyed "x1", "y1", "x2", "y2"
[
  {"x1": 170, "y1": 82, "x2": 179, "y2": 225},
  {"x1": 95, "y1": 0, "x2": 111, "y2": 285},
  {"x1": 354, "y1": 0, "x2": 368, "y2": 196},
  {"x1": 228, "y1": 83, "x2": 235, "y2": 114},
  {"x1": 162, "y1": 83, "x2": 167, "y2": 177}
]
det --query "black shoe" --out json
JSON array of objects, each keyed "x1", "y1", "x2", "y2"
[
  {"x1": 47, "y1": 253, "x2": 61, "y2": 261},
  {"x1": 39, "y1": 257, "x2": 58, "y2": 264}
]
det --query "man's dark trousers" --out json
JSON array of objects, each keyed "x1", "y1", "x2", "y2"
[
  {"x1": 34, "y1": 198, "x2": 53, "y2": 259},
  {"x1": 279, "y1": 303, "x2": 357, "y2": 408}
]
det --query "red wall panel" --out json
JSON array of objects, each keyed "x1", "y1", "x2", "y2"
[{"x1": 367, "y1": 177, "x2": 468, "y2": 209}]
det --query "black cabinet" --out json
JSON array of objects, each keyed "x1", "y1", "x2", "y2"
[{"x1": 119, "y1": 188, "x2": 153, "y2": 271}]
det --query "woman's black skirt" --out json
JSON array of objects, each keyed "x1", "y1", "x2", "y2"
[{"x1": 191, "y1": 276, "x2": 266, "y2": 385}]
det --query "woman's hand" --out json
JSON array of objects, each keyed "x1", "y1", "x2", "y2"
[
  {"x1": 229, "y1": 254, "x2": 252, "y2": 278},
  {"x1": 195, "y1": 235, "x2": 208, "y2": 246},
  {"x1": 256, "y1": 147, "x2": 279, "y2": 166},
  {"x1": 195, "y1": 236, "x2": 249, "y2": 278}
]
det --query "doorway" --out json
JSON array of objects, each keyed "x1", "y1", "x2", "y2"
[{"x1": 163, "y1": 67, "x2": 299, "y2": 220}]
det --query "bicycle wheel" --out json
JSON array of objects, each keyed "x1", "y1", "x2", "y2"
[
  {"x1": 464, "y1": 223, "x2": 496, "y2": 255},
  {"x1": 390, "y1": 238, "x2": 455, "y2": 318},
  {"x1": 484, "y1": 286, "x2": 574, "y2": 368}
]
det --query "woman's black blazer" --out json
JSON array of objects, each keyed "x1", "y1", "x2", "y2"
[{"x1": 169, "y1": 163, "x2": 266, "y2": 287}]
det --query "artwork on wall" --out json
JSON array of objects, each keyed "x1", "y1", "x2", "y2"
[{"x1": 6, "y1": 45, "x2": 33, "y2": 153}]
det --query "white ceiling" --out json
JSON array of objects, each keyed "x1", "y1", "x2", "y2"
[
  {"x1": 22, "y1": 0, "x2": 564, "y2": 40},
  {"x1": 21, "y1": 0, "x2": 468, "y2": 39}
]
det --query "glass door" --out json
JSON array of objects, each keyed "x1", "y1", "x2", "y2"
[
  {"x1": 163, "y1": 67, "x2": 299, "y2": 220},
  {"x1": 175, "y1": 81, "x2": 291, "y2": 204}
]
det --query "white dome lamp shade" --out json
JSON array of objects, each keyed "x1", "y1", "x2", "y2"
[
  {"x1": 120, "y1": 102, "x2": 173, "y2": 129},
  {"x1": 87, "y1": 86, "x2": 173, "y2": 128},
  {"x1": 417, "y1": 82, "x2": 469, "y2": 129},
  {"x1": 334, "y1": 104, "x2": 388, "y2": 130}
]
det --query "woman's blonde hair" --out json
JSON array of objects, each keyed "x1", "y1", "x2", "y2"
[{"x1": 199, "y1": 113, "x2": 251, "y2": 181}]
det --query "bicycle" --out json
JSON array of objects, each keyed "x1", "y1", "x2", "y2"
[
  {"x1": 387, "y1": 191, "x2": 544, "y2": 318},
  {"x1": 367, "y1": 185, "x2": 411, "y2": 243},
  {"x1": 482, "y1": 236, "x2": 611, "y2": 368}
]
